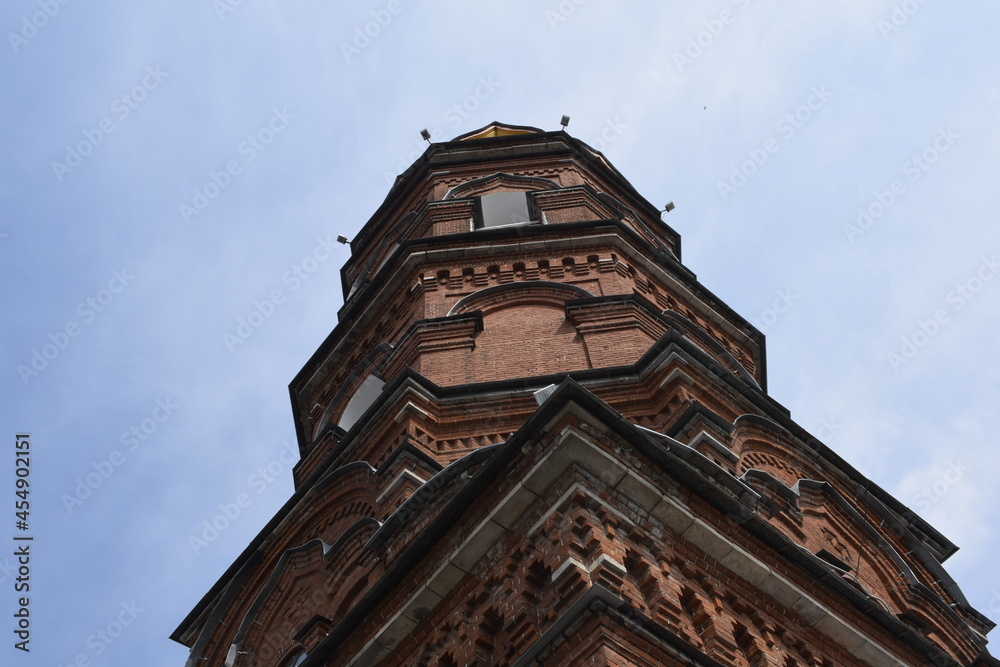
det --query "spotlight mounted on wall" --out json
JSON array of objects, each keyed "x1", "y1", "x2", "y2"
[
  {"x1": 337, "y1": 235, "x2": 350, "y2": 244},
  {"x1": 560, "y1": 115, "x2": 571, "y2": 129},
  {"x1": 420, "y1": 128, "x2": 431, "y2": 143},
  {"x1": 661, "y1": 202, "x2": 675, "y2": 214}
]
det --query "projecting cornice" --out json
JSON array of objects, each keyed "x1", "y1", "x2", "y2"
[
  {"x1": 354, "y1": 126, "x2": 680, "y2": 262},
  {"x1": 302, "y1": 378, "x2": 987, "y2": 667},
  {"x1": 181, "y1": 347, "x2": 986, "y2": 665},
  {"x1": 291, "y1": 218, "x2": 764, "y2": 451}
]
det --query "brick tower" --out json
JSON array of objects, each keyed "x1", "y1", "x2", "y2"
[{"x1": 172, "y1": 122, "x2": 997, "y2": 667}]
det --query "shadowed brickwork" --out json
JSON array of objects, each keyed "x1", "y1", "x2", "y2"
[{"x1": 173, "y1": 123, "x2": 997, "y2": 667}]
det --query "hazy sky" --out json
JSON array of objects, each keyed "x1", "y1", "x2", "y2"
[{"x1": 2, "y1": 1, "x2": 999, "y2": 665}]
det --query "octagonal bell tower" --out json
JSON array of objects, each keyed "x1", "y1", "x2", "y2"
[{"x1": 173, "y1": 122, "x2": 997, "y2": 667}]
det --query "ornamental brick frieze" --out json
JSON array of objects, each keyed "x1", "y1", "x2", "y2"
[
  {"x1": 731, "y1": 415, "x2": 822, "y2": 487},
  {"x1": 373, "y1": 455, "x2": 872, "y2": 667},
  {"x1": 305, "y1": 246, "x2": 761, "y2": 445},
  {"x1": 227, "y1": 525, "x2": 380, "y2": 667},
  {"x1": 417, "y1": 251, "x2": 751, "y2": 364}
]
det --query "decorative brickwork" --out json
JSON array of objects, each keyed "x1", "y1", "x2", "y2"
[{"x1": 173, "y1": 123, "x2": 997, "y2": 667}]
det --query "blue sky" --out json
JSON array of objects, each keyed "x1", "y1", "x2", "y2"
[{"x1": 2, "y1": 1, "x2": 999, "y2": 665}]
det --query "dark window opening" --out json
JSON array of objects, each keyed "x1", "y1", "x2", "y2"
[{"x1": 475, "y1": 192, "x2": 533, "y2": 229}]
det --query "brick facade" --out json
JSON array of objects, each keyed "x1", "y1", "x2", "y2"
[{"x1": 173, "y1": 123, "x2": 997, "y2": 667}]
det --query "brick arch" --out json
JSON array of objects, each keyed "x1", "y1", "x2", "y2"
[
  {"x1": 900, "y1": 607, "x2": 975, "y2": 662},
  {"x1": 739, "y1": 450, "x2": 801, "y2": 487},
  {"x1": 790, "y1": 481, "x2": 984, "y2": 662},
  {"x1": 442, "y1": 172, "x2": 561, "y2": 200},
  {"x1": 447, "y1": 280, "x2": 594, "y2": 316},
  {"x1": 447, "y1": 282, "x2": 593, "y2": 382},
  {"x1": 229, "y1": 515, "x2": 382, "y2": 667},
  {"x1": 312, "y1": 343, "x2": 393, "y2": 441},
  {"x1": 324, "y1": 518, "x2": 380, "y2": 623},
  {"x1": 345, "y1": 210, "x2": 420, "y2": 302},
  {"x1": 274, "y1": 647, "x2": 307, "y2": 667},
  {"x1": 804, "y1": 505, "x2": 909, "y2": 614},
  {"x1": 728, "y1": 413, "x2": 974, "y2": 651},
  {"x1": 283, "y1": 462, "x2": 378, "y2": 550},
  {"x1": 800, "y1": 481, "x2": 983, "y2": 660},
  {"x1": 731, "y1": 415, "x2": 819, "y2": 486},
  {"x1": 228, "y1": 540, "x2": 331, "y2": 667},
  {"x1": 368, "y1": 445, "x2": 499, "y2": 553},
  {"x1": 333, "y1": 572, "x2": 368, "y2": 622}
]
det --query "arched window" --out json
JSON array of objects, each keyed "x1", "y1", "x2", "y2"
[
  {"x1": 338, "y1": 373, "x2": 385, "y2": 431},
  {"x1": 282, "y1": 649, "x2": 307, "y2": 666}
]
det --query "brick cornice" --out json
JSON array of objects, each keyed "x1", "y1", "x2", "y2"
[{"x1": 303, "y1": 380, "x2": 966, "y2": 667}]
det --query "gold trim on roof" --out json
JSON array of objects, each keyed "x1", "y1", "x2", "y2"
[{"x1": 458, "y1": 124, "x2": 539, "y2": 141}]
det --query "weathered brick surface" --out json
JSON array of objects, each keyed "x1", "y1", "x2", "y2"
[{"x1": 175, "y1": 125, "x2": 993, "y2": 667}]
